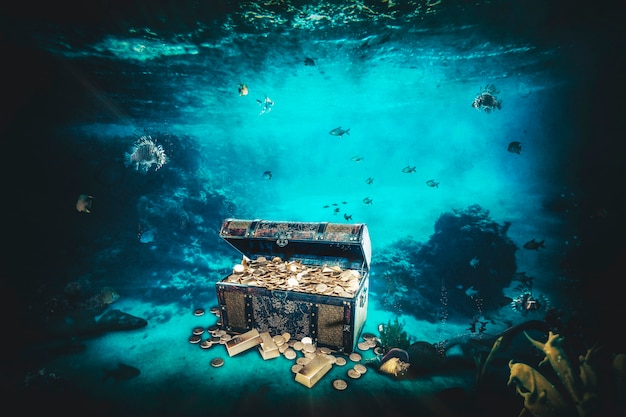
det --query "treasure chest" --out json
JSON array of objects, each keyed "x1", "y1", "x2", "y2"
[{"x1": 216, "y1": 219, "x2": 371, "y2": 353}]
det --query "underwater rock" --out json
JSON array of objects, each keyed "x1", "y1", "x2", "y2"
[
  {"x1": 407, "y1": 341, "x2": 446, "y2": 373},
  {"x1": 96, "y1": 309, "x2": 147, "y2": 332}
]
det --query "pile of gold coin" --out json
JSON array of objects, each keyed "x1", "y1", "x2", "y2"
[{"x1": 225, "y1": 256, "x2": 363, "y2": 298}]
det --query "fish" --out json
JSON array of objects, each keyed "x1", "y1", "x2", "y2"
[
  {"x1": 351, "y1": 155, "x2": 364, "y2": 162},
  {"x1": 469, "y1": 256, "x2": 480, "y2": 268},
  {"x1": 507, "y1": 141, "x2": 522, "y2": 154},
  {"x1": 124, "y1": 135, "x2": 168, "y2": 173},
  {"x1": 465, "y1": 286, "x2": 479, "y2": 298},
  {"x1": 362, "y1": 197, "x2": 373, "y2": 205},
  {"x1": 512, "y1": 272, "x2": 534, "y2": 286},
  {"x1": 523, "y1": 239, "x2": 545, "y2": 250},
  {"x1": 262, "y1": 171, "x2": 272, "y2": 180},
  {"x1": 103, "y1": 362, "x2": 140, "y2": 382},
  {"x1": 139, "y1": 229, "x2": 156, "y2": 243},
  {"x1": 304, "y1": 57, "x2": 315, "y2": 66},
  {"x1": 343, "y1": 213, "x2": 352, "y2": 221},
  {"x1": 257, "y1": 96, "x2": 274, "y2": 115},
  {"x1": 100, "y1": 287, "x2": 120, "y2": 304},
  {"x1": 76, "y1": 194, "x2": 93, "y2": 213},
  {"x1": 365, "y1": 177, "x2": 374, "y2": 185},
  {"x1": 402, "y1": 166, "x2": 416, "y2": 173},
  {"x1": 322, "y1": 205, "x2": 329, "y2": 208},
  {"x1": 426, "y1": 179, "x2": 439, "y2": 188},
  {"x1": 333, "y1": 208, "x2": 340, "y2": 214},
  {"x1": 329, "y1": 127, "x2": 350, "y2": 137},
  {"x1": 238, "y1": 84, "x2": 249, "y2": 96}
]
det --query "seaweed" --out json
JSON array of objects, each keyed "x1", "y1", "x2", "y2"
[{"x1": 379, "y1": 318, "x2": 412, "y2": 352}]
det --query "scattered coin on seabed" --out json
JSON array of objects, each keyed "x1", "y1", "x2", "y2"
[
  {"x1": 193, "y1": 327, "x2": 205, "y2": 335},
  {"x1": 334, "y1": 356, "x2": 347, "y2": 366},
  {"x1": 189, "y1": 335, "x2": 201, "y2": 344},
  {"x1": 349, "y1": 352, "x2": 362, "y2": 362},
  {"x1": 354, "y1": 364, "x2": 367, "y2": 374},
  {"x1": 211, "y1": 358, "x2": 225, "y2": 368},
  {"x1": 284, "y1": 348, "x2": 297, "y2": 360},
  {"x1": 333, "y1": 379, "x2": 348, "y2": 390},
  {"x1": 347, "y1": 369, "x2": 361, "y2": 379},
  {"x1": 193, "y1": 309, "x2": 205, "y2": 316},
  {"x1": 357, "y1": 342, "x2": 370, "y2": 351}
]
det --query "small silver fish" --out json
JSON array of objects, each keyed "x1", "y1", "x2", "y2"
[
  {"x1": 329, "y1": 127, "x2": 350, "y2": 137},
  {"x1": 426, "y1": 179, "x2": 439, "y2": 188},
  {"x1": 402, "y1": 166, "x2": 416, "y2": 173},
  {"x1": 363, "y1": 197, "x2": 373, "y2": 205},
  {"x1": 365, "y1": 177, "x2": 374, "y2": 185},
  {"x1": 262, "y1": 171, "x2": 272, "y2": 180},
  {"x1": 351, "y1": 155, "x2": 364, "y2": 162}
]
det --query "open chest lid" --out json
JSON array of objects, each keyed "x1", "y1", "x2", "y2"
[{"x1": 219, "y1": 219, "x2": 371, "y2": 271}]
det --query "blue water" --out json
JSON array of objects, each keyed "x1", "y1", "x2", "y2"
[{"x1": 3, "y1": 1, "x2": 626, "y2": 416}]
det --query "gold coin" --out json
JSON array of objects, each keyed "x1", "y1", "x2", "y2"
[
  {"x1": 188, "y1": 335, "x2": 201, "y2": 344},
  {"x1": 333, "y1": 379, "x2": 348, "y2": 390},
  {"x1": 366, "y1": 339, "x2": 377, "y2": 348},
  {"x1": 347, "y1": 369, "x2": 361, "y2": 379},
  {"x1": 210, "y1": 307, "x2": 220, "y2": 315},
  {"x1": 334, "y1": 356, "x2": 347, "y2": 366},
  {"x1": 282, "y1": 332, "x2": 291, "y2": 343},
  {"x1": 296, "y1": 357, "x2": 311, "y2": 366},
  {"x1": 284, "y1": 348, "x2": 297, "y2": 360},
  {"x1": 349, "y1": 352, "x2": 362, "y2": 362},
  {"x1": 362, "y1": 332, "x2": 376, "y2": 341},
  {"x1": 318, "y1": 347, "x2": 332, "y2": 354},
  {"x1": 303, "y1": 343, "x2": 316, "y2": 353},
  {"x1": 354, "y1": 364, "x2": 367, "y2": 374},
  {"x1": 193, "y1": 309, "x2": 205, "y2": 316},
  {"x1": 357, "y1": 342, "x2": 370, "y2": 351},
  {"x1": 293, "y1": 341, "x2": 304, "y2": 351},
  {"x1": 193, "y1": 327, "x2": 205, "y2": 336},
  {"x1": 210, "y1": 358, "x2": 224, "y2": 367},
  {"x1": 273, "y1": 335, "x2": 285, "y2": 346},
  {"x1": 291, "y1": 364, "x2": 303, "y2": 373},
  {"x1": 200, "y1": 340, "x2": 213, "y2": 349}
]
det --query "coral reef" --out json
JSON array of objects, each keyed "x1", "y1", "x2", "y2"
[{"x1": 372, "y1": 204, "x2": 517, "y2": 321}]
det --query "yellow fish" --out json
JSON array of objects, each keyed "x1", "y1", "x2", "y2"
[
  {"x1": 76, "y1": 194, "x2": 93, "y2": 213},
  {"x1": 100, "y1": 287, "x2": 120, "y2": 304}
]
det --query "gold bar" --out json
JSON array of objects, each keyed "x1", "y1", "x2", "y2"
[
  {"x1": 225, "y1": 329, "x2": 261, "y2": 357},
  {"x1": 295, "y1": 354, "x2": 333, "y2": 388},
  {"x1": 258, "y1": 332, "x2": 280, "y2": 360}
]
